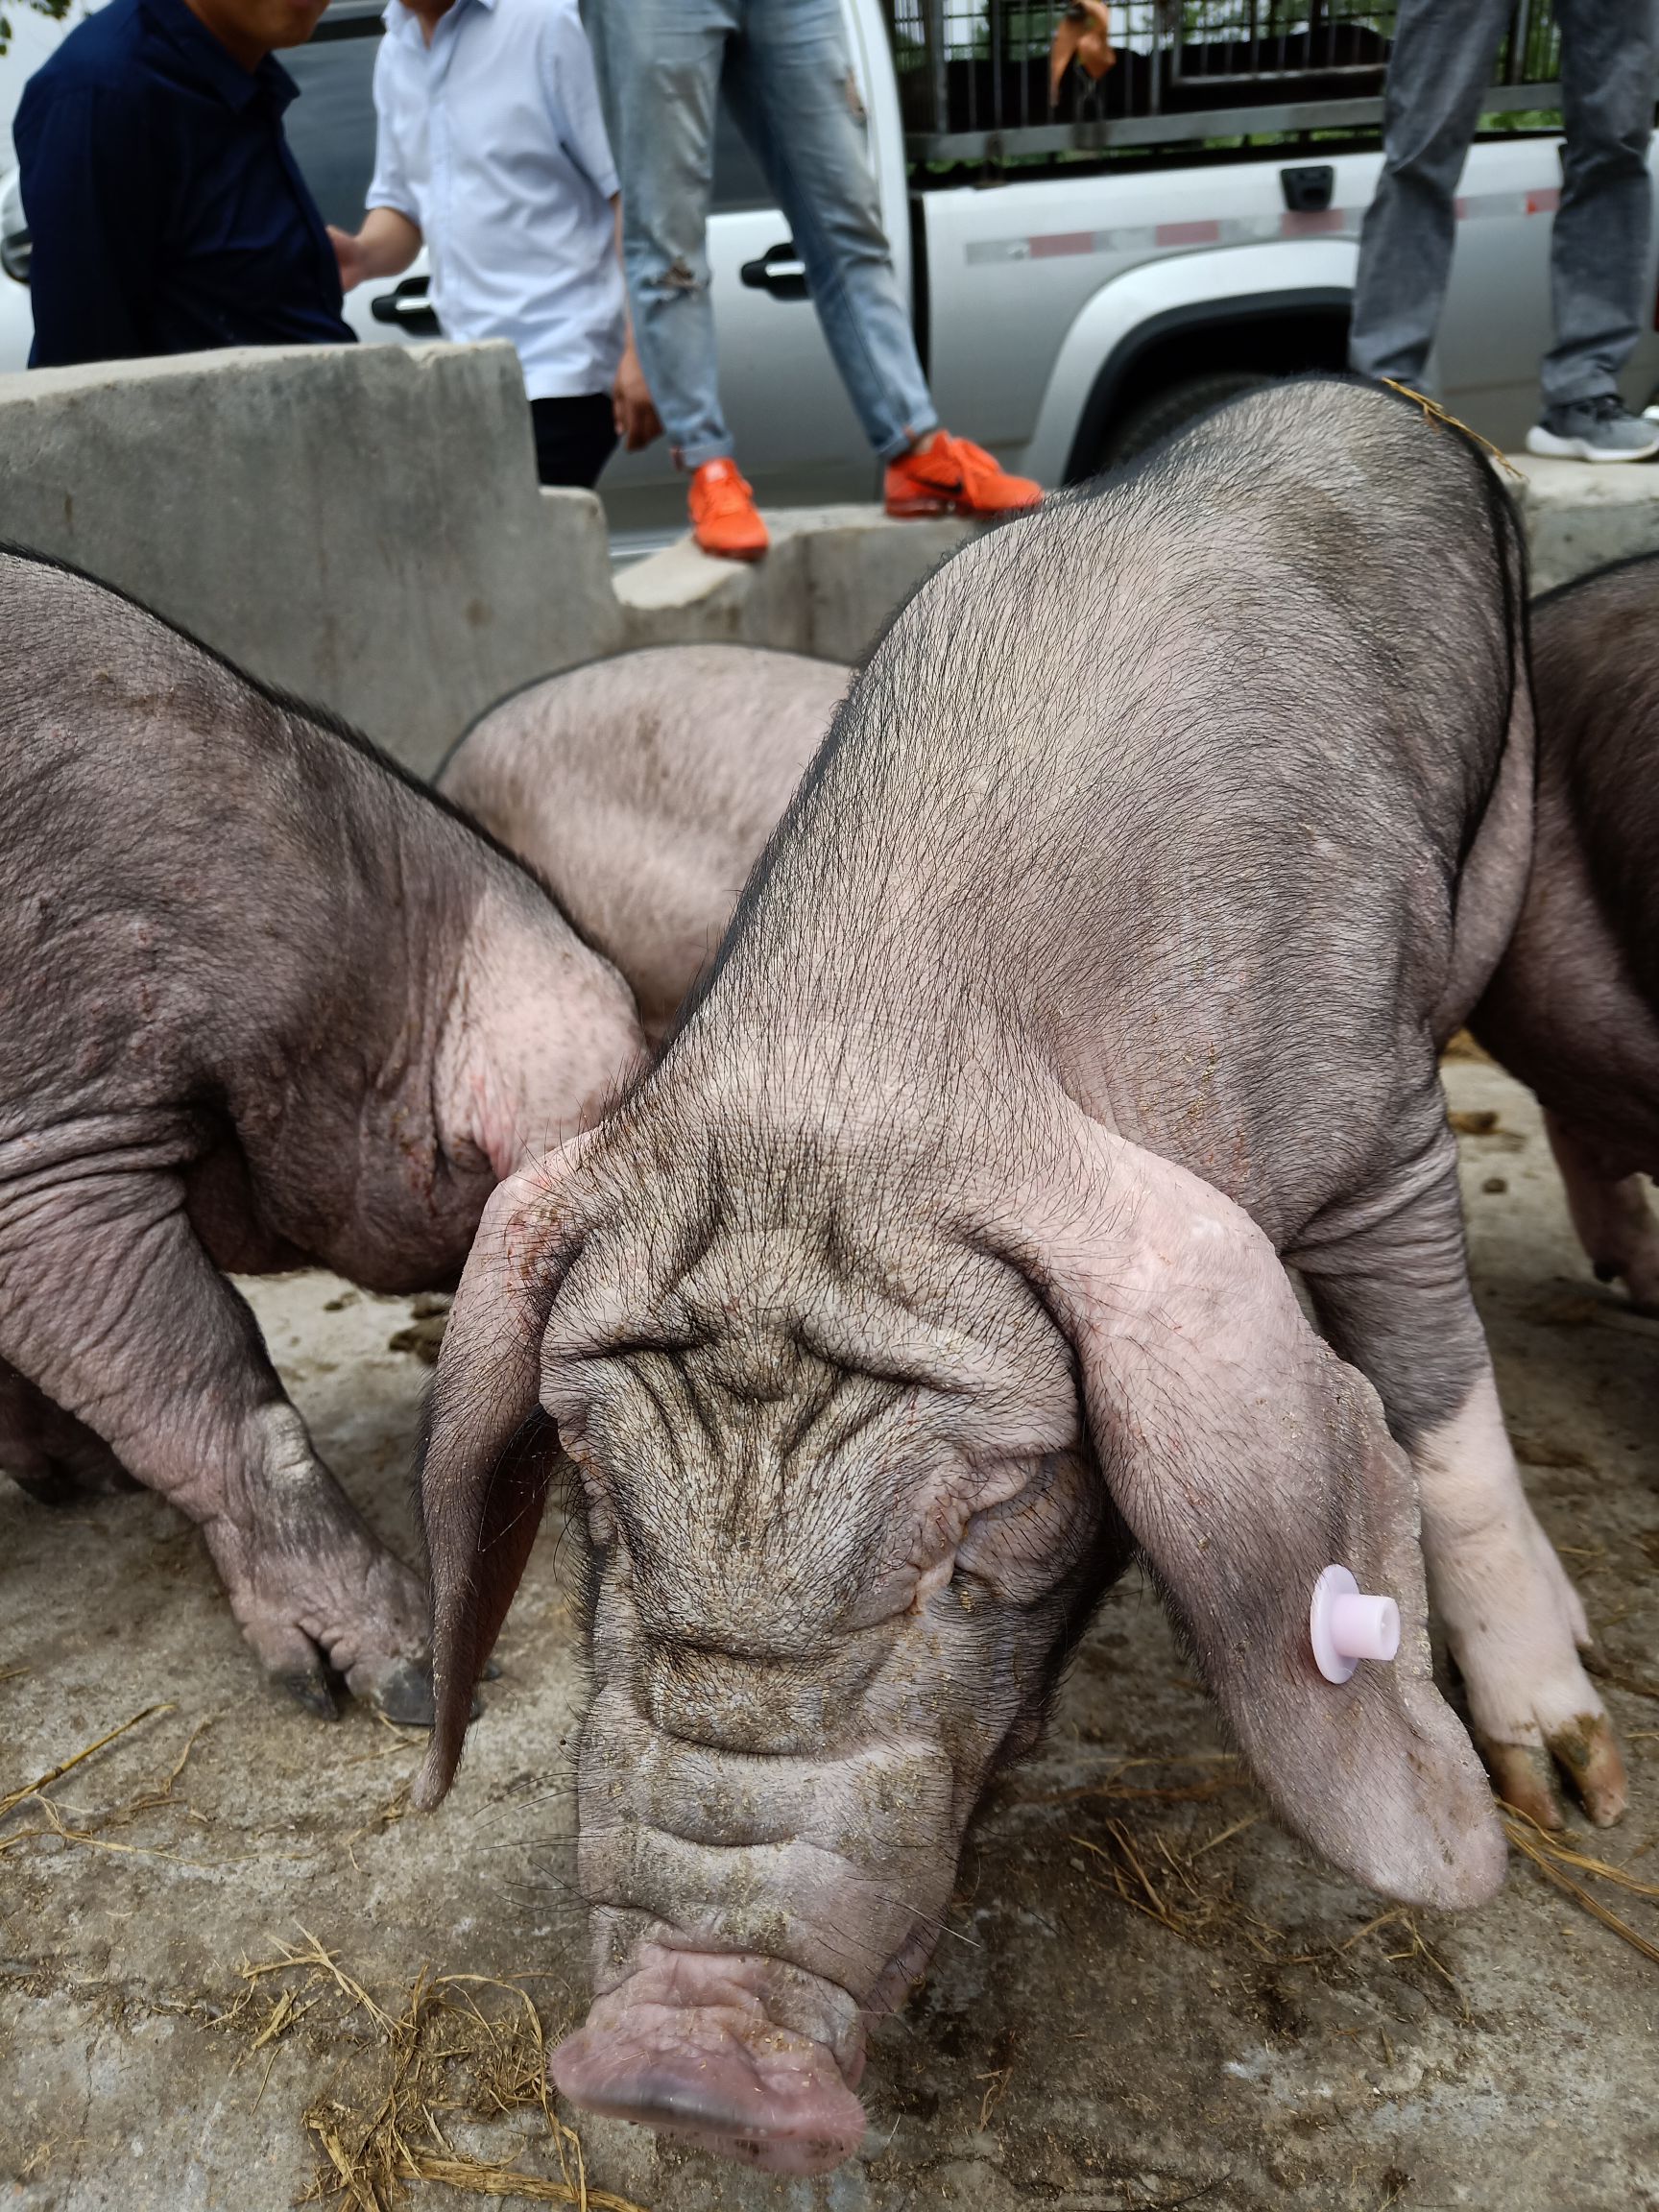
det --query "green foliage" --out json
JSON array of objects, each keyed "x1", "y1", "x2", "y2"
[{"x1": 0, "y1": 0, "x2": 76, "y2": 60}]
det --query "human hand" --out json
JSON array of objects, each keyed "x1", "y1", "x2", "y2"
[
  {"x1": 613, "y1": 340, "x2": 663, "y2": 452},
  {"x1": 329, "y1": 226, "x2": 367, "y2": 293}
]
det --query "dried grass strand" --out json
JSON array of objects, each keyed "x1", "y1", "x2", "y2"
[
  {"x1": 1381, "y1": 378, "x2": 1525, "y2": 478},
  {"x1": 1503, "y1": 1807, "x2": 1659, "y2": 1967},
  {"x1": 231, "y1": 1933, "x2": 650, "y2": 2212},
  {"x1": 0, "y1": 1702, "x2": 174, "y2": 1819}
]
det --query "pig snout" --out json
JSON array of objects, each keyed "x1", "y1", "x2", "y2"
[
  {"x1": 551, "y1": 1943, "x2": 868, "y2": 2175},
  {"x1": 542, "y1": 1528, "x2": 1035, "y2": 2170},
  {"x1": 549, "y1": 1636, "x2": 965, "y2": 2169}
]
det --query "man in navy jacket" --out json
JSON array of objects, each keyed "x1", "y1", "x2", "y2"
[{"x1": 16, "y1": 0, "x2": 354, "y2": 367}]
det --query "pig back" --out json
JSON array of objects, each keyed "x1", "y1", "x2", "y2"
[
  {"x1": 1467, "y1": 555, "x2": 1659, "y2": 1166},
  {"x1": 696, "y1": 378, "x2": 1527, "y2": 1241},
  {"x1": 3, "y1": 553, "x2": 460, "y2": 1095},
  {"x1": 438, "y1": 645, "x2": 848, "y2": 1035},
  {"x1": 0, "y1": 549, "x2": 523, "y2": 1189}
]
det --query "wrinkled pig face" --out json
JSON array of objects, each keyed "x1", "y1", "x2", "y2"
[{"x1": 540, "y1": 1196, "x2": 1126, "y2": 2172}]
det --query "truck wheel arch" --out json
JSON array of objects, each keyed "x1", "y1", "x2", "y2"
[
  {"x1": 1068, "y1": 292, "x2": 1354, "y2": 477},
  {"x1": 1016, "y1": 239, "x2": 1359, "y2": 486}
]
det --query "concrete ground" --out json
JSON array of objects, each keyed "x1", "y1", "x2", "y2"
[{"x1": 2, "y1": 1056, "x2": 1655, "y2": 2212}]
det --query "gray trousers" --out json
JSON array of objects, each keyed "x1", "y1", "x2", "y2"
[{"x1": 1349, "y1": 0, "x2": 1659, "y2": 407}]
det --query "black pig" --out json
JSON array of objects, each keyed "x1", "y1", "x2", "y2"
[
  {"x1": 417, "y1": 382, "x2": 1617, "y2": 2171},
  {"x1": 1474, "y1": 554, "x2": 1659, "y2": 1311},
  {"x1": 0, "y1": 549, "x2": 641, "y2": 1718}
]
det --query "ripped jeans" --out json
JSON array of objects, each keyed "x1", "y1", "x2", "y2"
[{"x1": 590, "y1": 0, "x2": 937, "y2": 468}]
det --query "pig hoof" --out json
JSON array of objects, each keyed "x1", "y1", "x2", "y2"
[
  {"x1": 1484, "y1": 1741, "x2": 1564, "y2": 1830},
  {"x1": 1484, "y1": 1714, "x2": 1627, "y2": 1832},
  {"x1": 1546, "y1": 1710, "x2": 1628, "y2": 1827},
  {"x1": 274, "y1": 1662, "x2": 340, "y2": 1721},
  {"x1": 10, "y1": 1468, "x2": 86, "y2": 1509},
  {"x1": 347, "y1": 1657, "x2": 480, "y2": 1728},
  {"x1": 361, "y1": 1658, "x2": 438, "y2": 1727}
]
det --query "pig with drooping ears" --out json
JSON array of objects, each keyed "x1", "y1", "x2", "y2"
[
  {"x1": 416, "y1": 380, "x2": 1621, "y2": 2173},
  {"x1": 1472, "y1": 553, "x2": 1659, "y2": 1318},
  {"x1": 0, "y1": 548, "x2": 641, "y2": 1719}
]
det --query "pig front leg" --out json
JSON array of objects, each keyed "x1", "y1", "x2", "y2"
[
  {"x1": 1294, "y1": 1135, "x2": 1626, "y2": 1832},
  {"x1": 0, "y1": 1172, "x2": 431, "y2": 1719},
  {"x1": 1544, "y1": 1112, "x2": 1659, "y2": 1316},
  {"x1": 0, "y1": 1357, "x2": 137, "y2": 1503}
]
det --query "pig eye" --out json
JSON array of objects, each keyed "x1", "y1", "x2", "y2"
[
  {"x1": 951, "y1": 1454, "x2": 1099, "y2": 1604},
  {"x1": 579, "y1": 1491, "x2": 618, "y2": 1551},
  {"x1": 600, "y1": 1334, "x2": 700, "y2": 1361},
  {"x1": 555, "y1": 1442, "x2": 617, "y2": 1550}
]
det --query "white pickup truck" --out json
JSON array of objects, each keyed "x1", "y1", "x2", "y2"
[{"x1": 4, "y1": 0, "x2": 1657, "y2": 543}]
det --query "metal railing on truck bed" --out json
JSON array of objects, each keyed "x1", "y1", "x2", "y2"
[{"x1": 883, "y1": 1, "x2": 1563, "y2": 162}]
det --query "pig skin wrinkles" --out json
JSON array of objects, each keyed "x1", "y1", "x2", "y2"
[{"x1": 419, "y1": 380, "x2": 1618, "y2": 2170}]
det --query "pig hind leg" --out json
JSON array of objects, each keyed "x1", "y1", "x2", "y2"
[
  {"x1": 1294, "y1": 1123, "x2": 1625, "y2": 1831},
  {"x1": 1545, "y1": 1112, "x2": 1659, "y2": 1315},
  {"x1": 0, "y1": 1356, "x2": 138, "y2": 1503},
  {"x1": 0, "y1": 1173, "x2": 432, "y2": 1719}
]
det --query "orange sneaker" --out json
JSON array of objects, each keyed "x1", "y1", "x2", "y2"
[
  {"x1": 884, "y1": 429, "x2": 1043, "y2": 520},
  {"x1": 688, "y1": 457, "x2": 769, "y2": 561}
]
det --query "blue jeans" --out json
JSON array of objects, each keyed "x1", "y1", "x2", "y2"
[
  {"x1": 1349, "y1": 0, "x2": 1659, "y2": 408},
  {"x1": 592, "y1": 0, "x2": 937, "y2": 468}
]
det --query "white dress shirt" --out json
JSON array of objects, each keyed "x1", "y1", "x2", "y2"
[{"x1": 367, "y1": 0, "x2": 626, "y2": 400}]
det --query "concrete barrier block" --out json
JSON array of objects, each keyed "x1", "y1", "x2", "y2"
[
  {"x1": 0, "y1": 341, "x2": 624, "y2": 775},
  {"x1": 617, "y1": 503, "x2": 973, "y2": 662},
  {"x1": 1506, "y1": 452, "x2": 1659, "y2": 593}
]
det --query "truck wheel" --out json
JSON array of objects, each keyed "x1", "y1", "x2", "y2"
[{"x1": 1098, "y1": 371, "x2": 1273, "y2": 470}]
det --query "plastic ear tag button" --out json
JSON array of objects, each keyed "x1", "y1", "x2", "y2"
[{"x1": 1310, "y1": 1564, "x2": 1401, "y2": 1685}]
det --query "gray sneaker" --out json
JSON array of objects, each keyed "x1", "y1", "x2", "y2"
[{"x1": 1526, "y1": 396, "x2": 1659, "y2": 464}]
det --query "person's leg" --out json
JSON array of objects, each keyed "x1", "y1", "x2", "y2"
[
  {"x1": 722, "y1": 0, "x2": 935, "y2": 460},
  {"x1": 531, "y1": 395, "x2": 621, "y2": 490},
  {"x1": 1348, "y1": 0, "x2": 1512, "y2": 388},
  {"x1": 1539, "y1": 0, "x2": 1659, "y2": 409},
  {"x1": 589, "y1": 0, "x2": 735, "y2": 469}
]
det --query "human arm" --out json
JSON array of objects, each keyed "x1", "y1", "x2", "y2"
[
  {"x1": 541, "y1": 6, "x2": 661, "y2": 452},
  {"x1": 329, "y1": 206, "x2": 422, "y2": 293},
  {"x1": 332, "y1": 42, "x2": 423, "y2": 294},
  {"x1": 14, "y1": 78, "x2": 158, "y2": 366},
  {"x1": 609, "y1": 195, "x2": 661, "y2": 453}
]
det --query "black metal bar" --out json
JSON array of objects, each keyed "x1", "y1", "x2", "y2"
[{"x1": 911, "y1": 77, "x2": 1564, "y2": 160}]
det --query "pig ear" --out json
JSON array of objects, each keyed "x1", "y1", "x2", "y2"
[
  {"x1": 414, "y1": 1147, "x2": 588, "y2": 1812},
  {"x1": 1030, "y1": 1117, "x2": 1504, "y2": 1908}
]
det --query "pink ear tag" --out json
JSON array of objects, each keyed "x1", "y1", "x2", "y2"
[{"x1": 1310, "y1": 1564, "x2": 1401, "y2": 1685}]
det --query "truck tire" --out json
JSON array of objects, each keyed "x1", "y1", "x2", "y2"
[{"x1": 1099, "y1": 370, "x2": 1273, "y2": 469}]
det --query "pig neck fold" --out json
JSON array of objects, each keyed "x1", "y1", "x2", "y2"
[{"x1": 434, "y1": 867, "x2": 644, "y2": 1185}]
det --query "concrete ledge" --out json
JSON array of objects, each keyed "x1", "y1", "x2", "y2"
[
  {"x1": 1505, "y1": 450, "x2": 1659, "y2": 592},
  {"x1": 12, "y1": 344, "x2": 1654, "y2": 784},
  {"x1": 0, "y1": 343, "x2": 627, "y2": 776},
  {"x1": 0, "y1": 344, "x2": 972, "y2": 775},
  {"x1": 617, "y1": 504, "x2": 974, "y2": 662}
]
